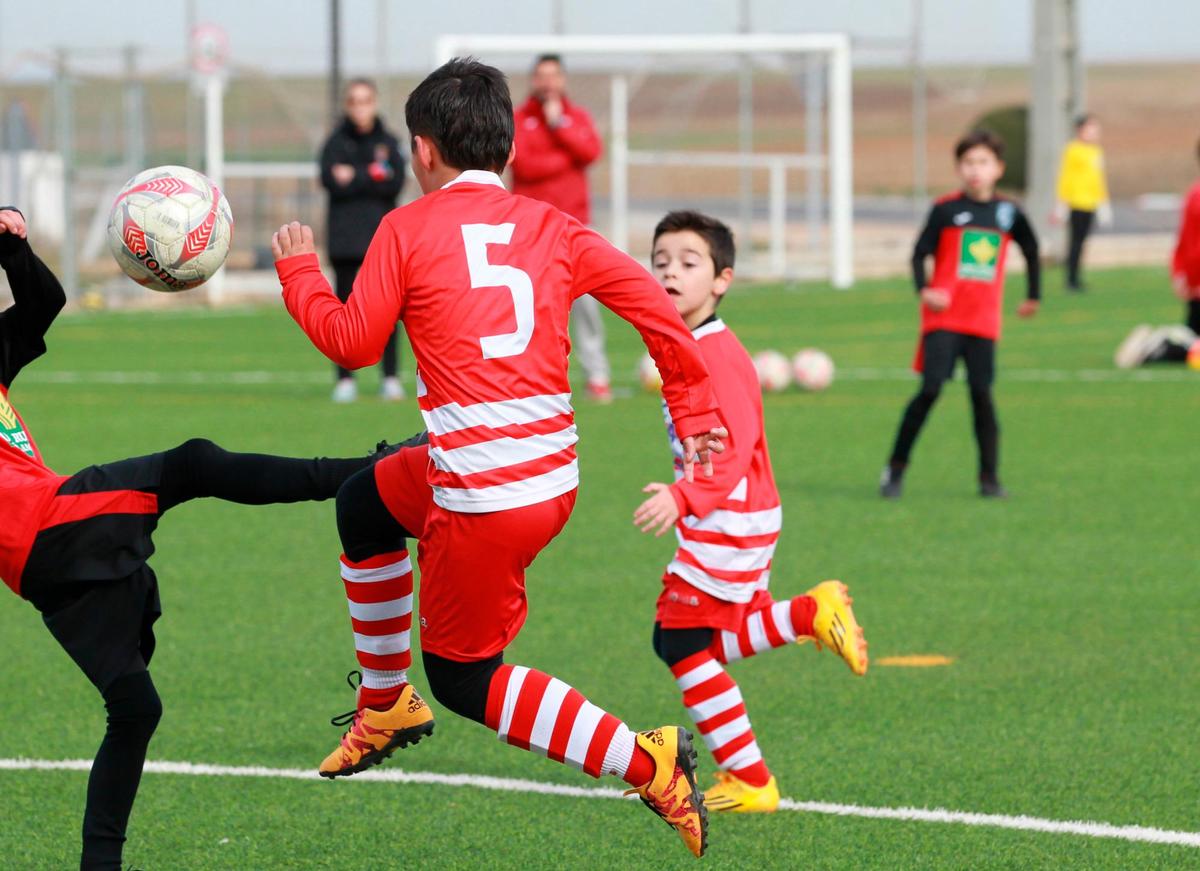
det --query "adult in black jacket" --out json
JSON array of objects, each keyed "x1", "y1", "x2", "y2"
[{"x1": 318, "y1": 78, "x2": 407, "y2": 402}]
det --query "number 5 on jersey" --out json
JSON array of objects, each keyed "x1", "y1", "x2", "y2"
[{"x1": 461, "y1": 223, "x2": 535, "y2": 359}]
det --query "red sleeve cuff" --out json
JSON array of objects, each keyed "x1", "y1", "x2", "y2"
[
  {"x1": 668, "y1": 482, "x2": 691, "y2": 517},
  {"x1": 671, "y1": 411, "x2": 723, "y2": 440},
  {"x1": 274, "y1": 252, "x2": 323, "y2": 286}
]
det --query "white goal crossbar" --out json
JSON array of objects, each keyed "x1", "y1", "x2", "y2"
[{"x1": 434, "y1": 33, "x2": 854, "y2": 287}]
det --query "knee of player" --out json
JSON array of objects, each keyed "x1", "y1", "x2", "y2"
[
  {"x1": 421, "y1": 650, "x2": 502, "y2": 725},
  {"x1": 656, "y1": 627, "x2": 713, "y2": 667},
  {"x1": 103, "y1": 672, "x2": 163, "y2": 733}
]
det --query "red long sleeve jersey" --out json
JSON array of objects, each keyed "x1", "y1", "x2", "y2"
[
  {"x1": 1172, "y1": 181, "x2": 1200, "y2": 296},
  {"x1": 510, "y1": 96, "x2": 602, "y2": 224},
  {"x1": 0, "y1": 385, "x2": 62, "y2": 593},
  {"x1": 662, "y1": 319, "x2": 781, "y2": 604},
  {"x1": 278, "y1": 171, "x2": 720, "y2": 514}
]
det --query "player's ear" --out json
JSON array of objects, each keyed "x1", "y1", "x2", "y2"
[
  {"x1": 505, "y1": 142, "x2": 517, "y2": 171},
  {"x1": 413, "y1": 135, "x2": 436, "y2": 172},
  {"x1": 713, "y1": 266, "x2": 734, "y2": 297}
]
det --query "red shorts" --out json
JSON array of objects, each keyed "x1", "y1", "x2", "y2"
[
  {"x1": 374, "y1": 444, "x2": 576, "y2": 662},
  {"x1": 655, "y1": 572, "x2": 774, "y2": 634}
]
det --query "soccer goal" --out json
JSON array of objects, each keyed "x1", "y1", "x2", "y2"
[{"x1": 434, "y1": 33, "x2": 854, "y2": 287}]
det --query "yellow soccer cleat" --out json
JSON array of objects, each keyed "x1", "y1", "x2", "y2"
[
  {"x1": 625, "y1": 727, "x2": 709, "y2": 858},
  {"x1": 319, "y1": 682, "x2": 435, "y2": 778},
  {"x1": 703, "y1": 771, "x2": 780, "y2": 813},
  {"x1": 806, "y1": 580, "x2": 869, "y2": 676}
]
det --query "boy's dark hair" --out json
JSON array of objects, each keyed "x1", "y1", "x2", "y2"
[
  {"x1": 534, "y1": 54, "x2": 563, "y2": 70},
  {"x1": 955, "y1": 129, "x2": 1006, "y2": 162},
  {"x1": 653, "y1": 210, "x2": 736, "y2": 274},
  {"x1": 405, "y1": 57, "x2": 513, "y2": 173},
  {"x1": 345, "y1": 77, "x2": 377, "y2": 95},
  {"x1": 1075, "y1": 112, "x2": 1095, "y2": 131}
]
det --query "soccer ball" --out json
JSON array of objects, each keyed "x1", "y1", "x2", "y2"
[
  {"x1": 792, "y1": 348, "x2": 835, "y2": 391},
  {"x1": 753, "y1": 350, "x2": 793, "y2": 392},
  {"x1": 107, "y1": 165, "x2": 233, "y2": 292},
  {"x1": 637, "y1": 352, "x2": 663, "y2": 392}
]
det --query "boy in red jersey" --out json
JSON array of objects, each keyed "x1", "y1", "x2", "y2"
[
  {"x1": 633, "y1": 211, "x2": 867, "y2": 814},
  {"x1": 0, "y1": 207, "x2": 398, "y2": 871},
  {"x1": 273, "y1": 58, "x2": 726, "y2": 857},
  {"x1": 880, "y1": 130, "x2": 1041, "y2": 499}
]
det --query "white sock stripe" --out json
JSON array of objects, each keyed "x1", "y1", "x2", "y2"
[
  {"x1": 772, "y1": 600, "x2": 797, "y2": 641},
  {"x1": 674, "y1": 658, "x2": 723, "y2": 692},
  {"x1": 527, "y1": 678, "x2": 571, "y2": 756},
  {"x1": 340, "y1": 558, "x2": 413, "y2": 583},
  {"x1": 347, "y1": 595, "x2": 413, "y2": 623},
  {"x1": 563, "y1": 702, "x2": 605, "y2": 771},
  {"x1": 700, "y1": 715, "x2": 754, "y2": 751},
  {"x1": 720, "y1": 740, "x2": 764, "y2": 772},
  {"x1": 360, "y1": 668, "x2": 408, "y2": 690},
  {"x1": 746, "y1": 611, "x2": 770, "y2": 654},
  {"x1": 686, "y1": 686, "x2": 744, "y2": 724},
  {"x1": 600, "y1": 725, "x2": 635, "y2": 779},
  {"x1": 496, "y1": 666, "x2": 530, "y2": 742},
  {"x1": 721, "y1": 631, "x2": 743, "y2": 663},
  {"x1": 352, "y1": 630, "x2": 411, "y2": 656}
]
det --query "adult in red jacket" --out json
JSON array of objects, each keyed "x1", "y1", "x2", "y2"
[
  {"x1": 511, "y1": 55, "x2": 613, "y2": 401},
  {"x1": 1171, "y1": 137, "x2": 1200, "y2": 334}
]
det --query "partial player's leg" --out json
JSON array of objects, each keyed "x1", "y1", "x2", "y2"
[
  {"x1": 415, "y1": 497, "x2": 706, "y2": 857},
  {"x1": 883, "y1": 330, "x2": 958, "y2": 497},
  {"x1": 1188, "y1": 300, "x2": 1200, "y2": 335},
  {"x1": 571, "y1": 294, "x2": 612, "y2": 402},
  {"x1": 964, "y1": 337, "x2": 1004, "y2": 497},
  {"x1": 319, "y1": 439, "x2": 435, "y2": 777},
  {"x1": 1066, "y1": 209, "x2": 1094, "y2": 291},
  {"x1": 331, "y1": 258, "x2": 359, "y2": 401},
  {"x1": 652, "y1": 624, "x2": 779, "y2": 813}
]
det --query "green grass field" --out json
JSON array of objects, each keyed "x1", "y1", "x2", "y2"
[{"x1": 1, "y1": 266, "x2": 1197, "y2": 870}]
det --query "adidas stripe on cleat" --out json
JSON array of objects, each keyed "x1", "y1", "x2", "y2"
[
  {"x1": 319, "y1": 682, "x2": 435, "y2": 778},
  {"x1": 703, "y1": 771, "x2": 780, "y2": 813},
  {"x1": 806, "y1": 580, "x2": 869, "y2": 676},
  {"x1": 625, "y1": 727, "x2": 709, "y2": 858}
]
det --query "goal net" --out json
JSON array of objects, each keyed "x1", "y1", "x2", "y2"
[{"x1": 435, "y1": 33, "x2": 854, "y2": 287}]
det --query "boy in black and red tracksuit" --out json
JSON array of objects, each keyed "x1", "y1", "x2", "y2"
[
  {"x1": 0, "y1": 206, "x2": 405, "y2": 870},
  {"x1": 880, "y1": 130, "x2": 1041, "y2": 499}
]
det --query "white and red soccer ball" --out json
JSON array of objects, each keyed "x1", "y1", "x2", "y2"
[
  {"x1": 793, "y1": 348, "x2": 835, "y2": 391},
  {"x1": 107, "y1": 165, "x2": 233, "y2": 292},
  {"x1": 753, "y1": 350, "x2": 792, "y2": 392}
]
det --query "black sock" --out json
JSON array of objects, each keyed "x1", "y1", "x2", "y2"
[
  {"x1": 970, "y1": 388, "x2": 1000, "y2": 482},
  {"x1": 81, "y1": 670, "x2": 161, "y2": 871}
]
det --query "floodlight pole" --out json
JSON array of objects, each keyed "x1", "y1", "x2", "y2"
[
  {"x1": 204, "y1": 73, "x2": 226, "y2": 304},
  {"x1": 609, "y1": 75, "x2": 629, "y2": 252},
  {"x1": 737, "y1": 0, "x2": 754, "y2": 255},
  {"x1": 123, "y1": 45, "x2": 145, "y2": 175},
  {"x1": 828, "y1": 37, "x2": 853, "y2": 289},
  {"x1": 910, "y1": 0, "x2": 928, "y2": 216},
  {"x1": 54, "y1": 49, "x2": 77, "y2": 299},
  {"x1": 330, "y1": 0, "x2": 342, "y2": 124}
]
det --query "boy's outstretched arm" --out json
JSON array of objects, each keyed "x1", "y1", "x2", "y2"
[
  {"x1": 568, "y1": 224, "x2": 726, "y2": 480},
  {"x1": 273, "y1": 220, "x2": 404, "y2": 370},
  {"x1": 1011, "y1": 210, "x2": 1042, "y2": 318},
  {"x1": 0, "y1": 208, "x2": 68, "y2": 387}
]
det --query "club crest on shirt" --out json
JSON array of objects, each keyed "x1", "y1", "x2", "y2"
[
  {"x1": 0, "y1": 392, "x2": 34, "y2": 458},
  {"x1": 953, "y1": 210, "x2": 973, "y2": 226},
  {"x1": 958, "y1": 230, "x2": 1001, "y2": 281},
  {"x1": 995, "y1": 201, "x2": 1016, "y2": 231}
]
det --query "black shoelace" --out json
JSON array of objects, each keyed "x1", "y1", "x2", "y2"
[{"x1": 329, "y1": 670, "x2": 363, "y2": 728}]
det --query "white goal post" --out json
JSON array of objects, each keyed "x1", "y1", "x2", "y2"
[{"x1": 434, "y1": 33, "x2": 854, "y2": 288}]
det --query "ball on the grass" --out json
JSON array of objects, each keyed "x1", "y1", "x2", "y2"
[
  {"x1": 753, "y1": 350, "x2": 793, "y2": 392},
  {"x1": 107, "y1": 165, "x2": 233, "y2": 293},
  {"x1": 637, "y1": 352, "x2": 663, "y2": 392},
  {"x1": 792, "y1": 348, "x2": 835, "y2": 391}
]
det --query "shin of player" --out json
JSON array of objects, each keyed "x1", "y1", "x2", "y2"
[
  {"x1": 274, "y1": 60, "x2": 730, "y2": 857},
  {"x1": 635, "y1": 211, "x2": 868, "y2": 814},
  {"x1": 881, "y1": 130, "x2": 1041, "y2": 500}
]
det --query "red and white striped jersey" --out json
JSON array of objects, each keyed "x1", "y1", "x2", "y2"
[
  {"x1": 663, "y1": 318, "x2": 781, "y2": 604},
  {"x1": 279, "y1": 171, "x2": 720, "y2": 513}
]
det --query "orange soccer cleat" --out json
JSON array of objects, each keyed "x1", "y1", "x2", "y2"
[
  {"x1": 319, "y1": 679, "x2": 435, "y2": 778},
  {"x1": 806, "y1": 580, "x2": 869, "y2": 676},
  {"x1": 625, "y1": 727, "x2": 709, "y2": 858}
]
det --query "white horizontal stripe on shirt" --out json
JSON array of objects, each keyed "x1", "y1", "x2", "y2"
[
  {"x1": 433, "y1": 459, "x2": 579, "y2": 513},
  {"x1": 682, "y1": 505, "x2": 783, "y2": 538},
  {"x1": 430, "y1": 426, "x2": 578, "y2": 476},
  {"x1": 667, "y1": 560, "x2": 761, "y2": 604},
  {"x1": 676, "y1": 536, "x2": 776, "y2": 573},
  {"x1": 422, "y1": 392, "x2": 573, "y2": 436}
]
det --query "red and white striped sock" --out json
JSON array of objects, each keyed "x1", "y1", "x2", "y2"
[
  {"x1": 340, "y1": 551, "x2": 413, "y2": 708},
  {"x1": 484, "y1": 664, "x2": 654, "y2": 786},
  {"x1": 671, "y1": 650, "x2": 771, "y2": 787},
  {"x1": 710, "y1": 594, "x2": 817, "y2": 664}
]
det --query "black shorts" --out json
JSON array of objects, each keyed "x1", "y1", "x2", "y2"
[
  {"x1": 921, "y1": 330, "x2": 995, "y2": 392},
  {"x1": 22, "y1": 454, "x2": 166, "y2": 692}
]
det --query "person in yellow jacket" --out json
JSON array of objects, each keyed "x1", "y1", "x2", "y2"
[{"x1": 1054, "y1": 114, "x2": 1112, "y2": 291}]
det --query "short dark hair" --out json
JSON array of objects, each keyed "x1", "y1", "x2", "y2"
[
  {"x1": 1075, "y1": 112, "x2": 1095, "y2": 131},
  {"x1": 955, "y1": 129, "x2": 1006, "y2": 162},
  {"x1": 534, "y1": 54, "x2": 563, "y2": 71},
  {"x1": 405, "y1": 57, "x2": 513, "y2": 173},
  {"x1": 345, "y1": 77, "x2": 377, "y2": 95},
  {"x1": 653, "y1": 210, "x2": 736, "y2": 275}
]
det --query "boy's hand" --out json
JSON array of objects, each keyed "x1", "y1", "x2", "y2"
[
  {"x1": 271, "y1": 222, "x2": 316, "y2": 261},
  {"x1": 634, "y1": 482, "x2": 680, "y2": 537},
  {"x1": 1017, "y1": 299, "x2": 1039, "y2": 319},
  {"x1": 0, "y1": 209, "x2": 27, "y2": 238},
  {"x1": 920, "y1": 287, "x2": 951, "y2": 312},
  {"x1": 681, "y1": 427, "x2": 728, "y2": 482}
]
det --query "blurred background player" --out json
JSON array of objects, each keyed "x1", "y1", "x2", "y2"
[
  {"x1": 634, "y1": 210, "x2": 867, "y2": 813},
  {"x1": 510, "y1": 54, "x2": 613, "y2": 402},
  {"x1": 319, "y1": 77, "x2": 406, "y2": 402},
  {"x1": 881, "y1": 130, "x2": 1041, "y2": 500},
  {"x1": 274, "y1": 58, "x2": 731, "y2": 857},
  {"x1": 0, "y1": 206, "x2": 388, "y2": 871},
  {"x1": 1053, "y1": 114, "x2": 1112, "y2": 293},
  {"x1": 1113, "y1": 135, "x2": 1200, "y2": 368}
]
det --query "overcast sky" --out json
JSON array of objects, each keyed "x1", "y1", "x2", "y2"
[{"x1": 2, "y1": 0, "x2": 1199, "y2": 78}]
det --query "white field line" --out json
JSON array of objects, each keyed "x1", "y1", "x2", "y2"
[
  {"x1": 15, "y1": 367, "x2": 1197, "y2": 387},
  {"x1": 1, "y1": 757, "x2": 1197, "y2": 849}
]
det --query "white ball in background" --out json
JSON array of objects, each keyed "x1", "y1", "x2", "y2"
[
  {"x1": 637, "y1": 352, "x2": 663, "y2": 393},
  {"x1": 792, "y1": 348, "x2": 835, "y2": 392},
  {"x1": 753, "y1": 350, "x2": 793, "y2": 393}
]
